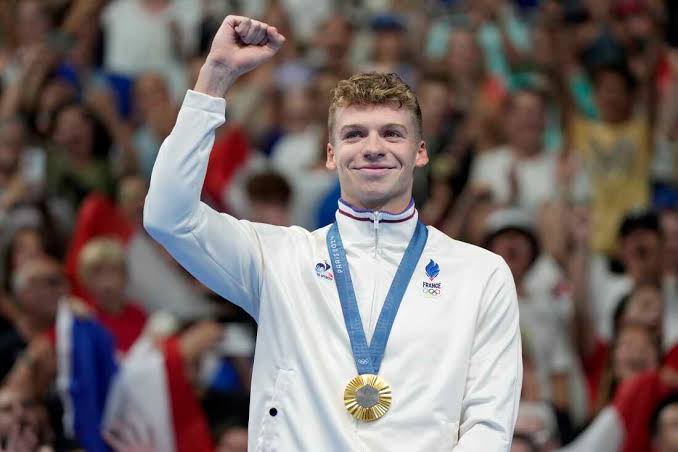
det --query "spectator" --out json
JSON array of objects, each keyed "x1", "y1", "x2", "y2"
[
  {"x1": 651, "y1": 393, "x2": 678, "y2": 452},
  {"x1": 46, "y1": 101, "x2": 115, "y2": 212},
  {"x1": 131, "y1": 72, "x2": 178, "y2": 180},
  {"x1": 568, "y1": 63, "x2": 652, "y2": 256},
  {"x1": 64, "y1": 175, "x2": 214, "y2": 319},
  {"x1": 587, "y1": 210, "x2": 676, "y2": 344},
  {"x1": 0, "y1": 255, "x2": 66, "y2": 381},
  {"x1": 101, "y1": 0, "x2": 196, "y2": 99},
  {"x1": 362, "y1": 13, "x2": 416, "y2": 87},
  {"x1": 593, "y1": 323, "x2": 661, "y2": 413},
  {"x1": 484, "y1": 209, "x2": 574, "y2": 414},
  {"x1": 242, "y1": 170, "x2": 291, "y2": 226},
  {"x1": 0, "y1": 384, "x2": 55, "y2": 451},
  {"x1": 470, "y1": 89, "x2": 559, "y2": 215},
  {"x1": 77, "y1": 237, "x2": 147, "y2": 353}
]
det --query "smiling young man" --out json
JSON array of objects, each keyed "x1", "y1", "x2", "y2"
[{"x1": 144, "y1": 15, "x2": 521, "y2": 451}]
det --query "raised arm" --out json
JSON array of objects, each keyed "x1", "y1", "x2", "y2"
[{"x1": 143, "y1": 16, "x2": 285, "y2": 319}]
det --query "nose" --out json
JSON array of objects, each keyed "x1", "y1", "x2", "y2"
[{"x1": 362, "y1": 131, "x2": 385, "y2": 161}]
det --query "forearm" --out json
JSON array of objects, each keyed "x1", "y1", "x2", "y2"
[
  {"x1": 569, "y1": 244, "x2": 596, "y2": 358},
  {"x1": 0, "y1": 76, "x2": 22, "y2": 119},
  {"x1": 144, "y1": 90, "x2": 226, "y2": 234},
  {"x1": 194, "y1": 60, "x2": 239, "y2": 99},
  {"x1": 143, "y1": 89, "x2": 268, "y2": 317}
]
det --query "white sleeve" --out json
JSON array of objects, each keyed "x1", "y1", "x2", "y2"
[
  {"x1": 556, "y1": 407, "x2": 624, "y2": 452},
  {"x1": 454, "y1": 258, "x2": 522, "y2": 451},
  {"x1": 143, "y1": 90, "x2": 265, "y2": 320}
]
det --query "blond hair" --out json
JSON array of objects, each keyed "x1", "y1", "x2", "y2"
[
  {"x1": 327, "y1": 72, "x2": 422, "y2": 141},
  {"x1": 78, "y1": 237, "x2": 126, "y2": 283}
]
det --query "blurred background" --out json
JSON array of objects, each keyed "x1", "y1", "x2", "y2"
[{"x1": 0, "y1": 0, "x2": 677, "y2": 451}]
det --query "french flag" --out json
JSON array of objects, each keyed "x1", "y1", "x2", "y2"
[
  {"x1": 56, "y1": 302, "x2": 118, "y2": 452},
  {"x1": 101, "y1": 337, "x2": 214, "y2": 452},
  {"x1": 57, "y1": 303, "x2": 214, "y2": 452}
]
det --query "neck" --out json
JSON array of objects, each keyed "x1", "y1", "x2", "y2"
[
  {"x1": 341, "y1": 194, "x2": 412, "y2": 214},
  {"x1": 512, "y1": 142, "x2": 541, "y2": 158}
]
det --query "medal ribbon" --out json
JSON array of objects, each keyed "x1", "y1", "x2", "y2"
[{"x1": 326, "y1": 221, "x2": 428, "y2": 375}]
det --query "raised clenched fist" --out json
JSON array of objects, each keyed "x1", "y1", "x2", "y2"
[{"x1": 195, "y1": 16, "x2": 285, "y2": 97}]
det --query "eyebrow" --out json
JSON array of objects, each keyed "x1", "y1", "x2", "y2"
[{"x1": 339, "y1": 123, "x2": 408, "y2": 134}]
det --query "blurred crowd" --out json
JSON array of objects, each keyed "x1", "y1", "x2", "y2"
[{"x1": 0, "y1": 0, "x2": 677, "y2": 451}]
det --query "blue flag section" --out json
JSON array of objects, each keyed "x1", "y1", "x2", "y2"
[{"x1": 56, "y1": 303, "x2": 119, "y2": 452}]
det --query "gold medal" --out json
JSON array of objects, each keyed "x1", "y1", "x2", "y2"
[{"x1": 344, "y1": 374, "x2": 392, "y2": 421}]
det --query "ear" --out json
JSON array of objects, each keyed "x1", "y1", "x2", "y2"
[
  {"x1": 326, "y1": 142, "x2": 337, "y2": 170},
  {"x1": 414, "y1": 140, "x2": 429, "y2": 168}
]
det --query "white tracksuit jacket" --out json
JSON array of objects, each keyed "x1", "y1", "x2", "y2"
[{"x1": 144, "y1": 90, "x2": 522, "y2": 451}]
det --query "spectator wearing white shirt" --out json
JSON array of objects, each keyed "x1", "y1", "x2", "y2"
[
  {"x1": 470, "y1": 89, "x2": 559, "y2": 215},
  {"x1": 101, "y1": 0, "x2": 200, "y2": 99}
]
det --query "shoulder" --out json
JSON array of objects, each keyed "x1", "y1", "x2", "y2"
[
  {"x1": 247, "y1": 221, "x2": 318, "y2": 249},
  {"x1": 475, "y1": 146, "x2": 511, "y2": 166},
  {"x1": 102, "y1": 0, "x2": 133, "y2": 23},
  {"x1": 426, "y1": 226, "x2": 508, "y2": 277},
  {"x1": 471, "y1": 147, "x2": 510, "y2": 177}
]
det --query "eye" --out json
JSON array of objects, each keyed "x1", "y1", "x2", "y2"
[
  {"x1": 384, "y1": 129, "x2": 403, "y2": 138},
  {"x1": 343, "y1": 130, "x2": 364, "y2": 140}
]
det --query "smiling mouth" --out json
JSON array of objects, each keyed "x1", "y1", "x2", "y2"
[{"x1": 355, "y1": 167, "x2": 395, "y2": 175}]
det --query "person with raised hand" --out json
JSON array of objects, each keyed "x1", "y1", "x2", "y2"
[{"x1": 144, "y1": 15, "x2": 521, "y2": 451}]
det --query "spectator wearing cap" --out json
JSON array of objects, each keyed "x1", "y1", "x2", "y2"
[
  {"x1": 484, "y1": 208, "x2": 576, "y2": 418},
  {"x1": 360, "y1": 13, "x2": 417, "y2": 88}
]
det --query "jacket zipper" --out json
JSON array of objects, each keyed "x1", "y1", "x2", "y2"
[
  {"x1": 365, "y1": 212, "x2": 382, "y2": 344},
  {"x1": 373, "y1": 212, "x2": 382, "y2": 257}
]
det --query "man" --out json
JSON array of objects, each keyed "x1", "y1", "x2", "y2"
[
  {"x1": 144, "y1": 15, "x2": 521, "y2": 450},
  {"x1": 0, "y1": 255, "x2": 67, "y2": 382},
  {"x1": 470, "y1": 90, "x2": 558, "y2": 215}
]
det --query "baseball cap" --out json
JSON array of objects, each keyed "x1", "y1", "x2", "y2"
[{"x1": 483, "y1": 208, "x2": 540, "y2": 263}]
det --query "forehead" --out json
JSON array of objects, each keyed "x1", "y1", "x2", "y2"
[{"x1": 333, "y1": 104, "x2": 416, "y2": 131}]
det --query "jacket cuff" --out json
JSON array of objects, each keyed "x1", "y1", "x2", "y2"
[{"x1": 182, "y1": 89, "x2": 226, "y2": 116}]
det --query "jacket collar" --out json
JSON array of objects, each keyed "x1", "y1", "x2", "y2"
[{"x1": 334, "y1": 199, "x2": 418, "y2": 250}]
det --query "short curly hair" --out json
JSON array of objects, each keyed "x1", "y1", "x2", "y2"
[{"x1": 328, "y1": 72, "x2": 422, "y2": 141}]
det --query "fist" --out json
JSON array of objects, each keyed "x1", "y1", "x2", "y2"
[{"x1": 207, "y1": 15, "x2": 285, "y2": 77}]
